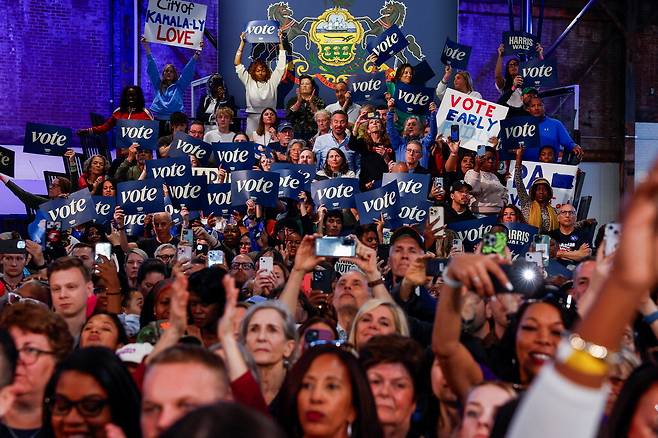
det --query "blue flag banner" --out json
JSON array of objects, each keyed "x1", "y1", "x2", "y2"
[
  {"x1": 206, "y1": 184, "x2": 233, "y2": 217},
  {"x1": 499, "y1": 116, "x2": 541, "y2": 160},
  {"x1": 440, "y1": 37, "x2": 472, "y2": 70},
  {"x1": 115, "y1": 119, "x2": 160, "y2": 150},
  {"x1": 166, "y1": 175, "x2": 208, "y2": 211},
  {"x1": 169, "y1": 131, "x2": 213, "y2": 165},
  {"x1": 213, "y1": 142, "x2": 256, "y2": 171},
  {"x1": 244, "y1": 20, "x2": 280, "y2": 43},
  {"x1": 231, "y1": 170, "x2": 280, "y2": 208},
  {"x1": 355, "y1": 181, "x2": 401, "y2": 227},
  {"x1": 0, "y1": 145, "x2": 15, "y2": 177},
  {"x1": 271, "y1": 163, "x2": 315, "y2": 185},
  {"x1": 502, "y1": 31, "x2": 538, "y2": 58},
  {"x1": 521, "y1": 57, "x2": 559, "y2": 90},
  {"x1": 311, "y1": 178, "x2": 359, "y2": 210},
  {"x1": 366, "y1": 24, "x2": 409, "y2": 66},
  {"x1": 124, "y1": 214, "x2": 146, "y2": 237},
  {"x1": 447, "y1": 216, "x2": 499, "y2": 252},
  {"x1": 146, "y1": 157, "x2": 192, "y2": 180},
  {"x1": 39, "y1": 189, "x2": 95, "y2": 230},
  {"x1": 350, "y1": 72, "x2": 387, "y2": 103},
  {"x1": 399, "y1": 197, "x2": 432, "y2": 226},
  {"x1": 382, "y1": 173, "x2": 430, "y2": 198},
  {"x1": 117, "y1": 179, "x2": 165, "y2": 215},
  {"x1": 394, "y1": 82, "x2": 434, "y2": 115},
  {"x1": 505, "y1": 222, "x2": 539, "y2": 259},
  {"x1": 23, "y1": 123, "x2": 71, "y2": 156},
  {"x1": 276, "y1": 169, "x2": 308, "y2": 200},
  {"x1": 92, "y1": 196, "x2": 116, "y2": 225}
]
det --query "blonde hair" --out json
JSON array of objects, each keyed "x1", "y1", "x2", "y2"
[
  {"x1": 348, "y1": 299, "x2": 409, "y2": 348},
  {"x1": 455, "y1": 70, "x2": 475, "y2": 93}
]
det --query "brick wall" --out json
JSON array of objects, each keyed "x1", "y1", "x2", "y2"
[
  {"x1": 0, "y1": 0, "x2": 113, "y2": 145},
  {"x1": 458, "y1": 0, "x2": 626, "y2": 160},
  {"x1": 3, "y1": 0, "x2": 654, "y2": 164}
]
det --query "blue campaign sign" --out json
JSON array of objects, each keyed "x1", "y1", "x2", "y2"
[
  {"x1": 23, "y1": 123, "x2": 71, "y2": 156},
  {"x1": 394, "y1": 82, "x2": 434, "y2": 115},
  {"x1": 355, "y1": 181, "x2": 401, "y2": 227},
  {"x1": 166, "y1": 175, "x2": 208, "y2": 211},
  {"x1": 350, "y1": 72, "x2": 387, "y2": 103},
  {"x1": 92, "y1": 196, "x2": 116, "y2": 225},
  {"x1": 381, "y1": 173, "x2": 430, "y2": 199},
  {"x1": 231, "y1": 170, "x2": 280, "y2": 208},
  {"x1": 502, "y1": 31, "x2": 538, "y2": 58},
  {"x1": 521, "y1": 57, "x2": 559, "y2": 90},
  {"x1": 206, "y1": 184, "x2": 233, "y2": 217},
  {"x1": 276, "y1": 169, "x2": 308, "y2": 200},
  {"x1": 399, "y1": 197, "x2": 432, "y2": 226},
  {"x1": 311, "y1": 178, "x2": 359, "y2": 210},
  {"x1": 39, "y1": 189, "x2": 95, "y2": 230},
  {"x1": 244, "y1": 20, "x2": 280, "y2": 43},
  {"x1": 213, "y1": 142, "x2": 256, "y2": 171},
  {"x1": 411, "y1": 59, "x2": 436, "y2": 86},
  {"x1": 115, "y1": 119, "x2": 160, "y2": 150},
  {"x1": 447, "y1": 216, "x2": 499, "y2": 252},
  {"x1": 0, "y1": 145, "x2": 15, "y2": 177},
  {"x1": 146, "y1": 157, "x2": 192, "y2": 180},
  {"x1": 440, "y1": 37, "x2": 472, "y2": 70},
  {"x1": 366, "y1": 24, "x2": 409, "y2": 66},
  {"x1": 505, "y1": 222, "x2": 539, "y2": 258},
  {"x1": 124, "y1": 213, "x2": 146, "y2": 237},
  {"x1": 270, "y1": 163, "x2": 315, "y2": 185},
  {"x1": 169, "y1": 131, "x2": 213, "y2": 165},
  {"x1": 499, "y1": 116, "x2": 541, "y2": 160},
  {"x1": 117, "y1": 179, "x2": 165, "y2": 215},
  {"x1": 163, "y1": 196, "x2": 184, "y2": 226}
]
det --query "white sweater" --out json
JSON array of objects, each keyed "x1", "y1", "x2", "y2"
[
  {"x1": 464, "y1": 169, "x2": 508, "y2": 214},
  {"x1": 236, "y1": 49, "x2": 287, "y2": 114},
  {"x1": 435, "y1": 81, "x2": 482, "y2": 101}
]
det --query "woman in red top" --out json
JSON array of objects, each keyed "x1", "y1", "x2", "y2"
[{"x1": 77, "y1": 85, "x2": 153, "y2": 135}]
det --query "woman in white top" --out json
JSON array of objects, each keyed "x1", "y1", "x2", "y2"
[
  {"x1": 251, "y1": 107, "x2": 278, "y2": 146},
  {"x1": 234, "y1": 30, "x2": 287, "y2": 137},
  {"x1": 464, "y1": 146, "x2": 507, "y2": 215},
  {"x1": 436, "y1": 66, "x2": 482, "y2": 101}
]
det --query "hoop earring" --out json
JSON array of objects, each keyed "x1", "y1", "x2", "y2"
[{"x1": 347, "y1": 423, "x2": 352, "y2": 437}]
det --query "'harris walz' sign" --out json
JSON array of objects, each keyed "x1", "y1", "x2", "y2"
[{"x1": 502, "y1": 31, "x2": 538, "y2": 58}]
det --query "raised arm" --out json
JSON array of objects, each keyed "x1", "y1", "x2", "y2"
[
  {"x1": 495, "y1": 43, "x2": 505, "y2": 90},
  {"x1": 141, "y1": 35, "x2": 161, "y2": 89},
  {"x1": 386, "y1": 99, "x2": 404, "y2": 154},
  {"x1": 270, "y1": 30, "x2": 288, "y2": 86},
  {"x1": 436, "y1": 66, "x2": 451, "y2": 99},
  {"x1": 234, "y1": 32, "x2": 246, "y2": 67},
  {"x1": 444, "y1": 140, "x2": 461, "y2": 173},
  {"x1": 433, "y1": 254, "x2": 512, "y2": 401},
  {"x1": 513, "y1": 147, "x2": 531, "y2": 207},
  {"x1": 278, "y1": 234, "x2": 326, "y2": 315}
]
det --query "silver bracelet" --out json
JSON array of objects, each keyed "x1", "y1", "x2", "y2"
[{"x1": 442, "y1": 266, "x2": 462, "y2": 289}]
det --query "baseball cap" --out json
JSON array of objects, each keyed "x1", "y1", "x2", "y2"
[
  {"x1": 390, "y1": 226, "x2": 424, "y2": 249},
  {"x1": 451, "y1": 180, "x2": 473, "y2": 193},
  {"x1": 522, "y1": 87, "x2": 539, "y2": 96},
  {"x1": 277, "y1": 122, "x2": 294, "y2": 132},
  {"x1": 116, "y1": 343, "x2": 154, "y2": 364}
]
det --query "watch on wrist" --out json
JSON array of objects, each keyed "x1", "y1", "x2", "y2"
[{"x1": 367, "y1": 278, "x2": 385, "y2": 288}]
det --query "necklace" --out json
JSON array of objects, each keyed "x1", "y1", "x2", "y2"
[{"x1": 5, "y1": 425, "x2": 40, "y2": 438}]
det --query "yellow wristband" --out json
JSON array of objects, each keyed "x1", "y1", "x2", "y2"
[{"x1": 563, "y1": 349, "x2": 609, "y2": 377}]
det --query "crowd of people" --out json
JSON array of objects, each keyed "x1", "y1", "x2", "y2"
[{"x1": 0, "y1": 25, "x2": 646, "y2": 438}]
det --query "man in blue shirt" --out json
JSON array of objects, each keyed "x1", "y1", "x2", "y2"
[
  {"x1": 312, "y1": 110, "x2": 360, "y2": 173},
  {"x1": 386, "y1": 98, "x2": 438, "y2": 169},
  {"x1": 525, "y1": 96, "x2": 584, "y2": 162}
]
